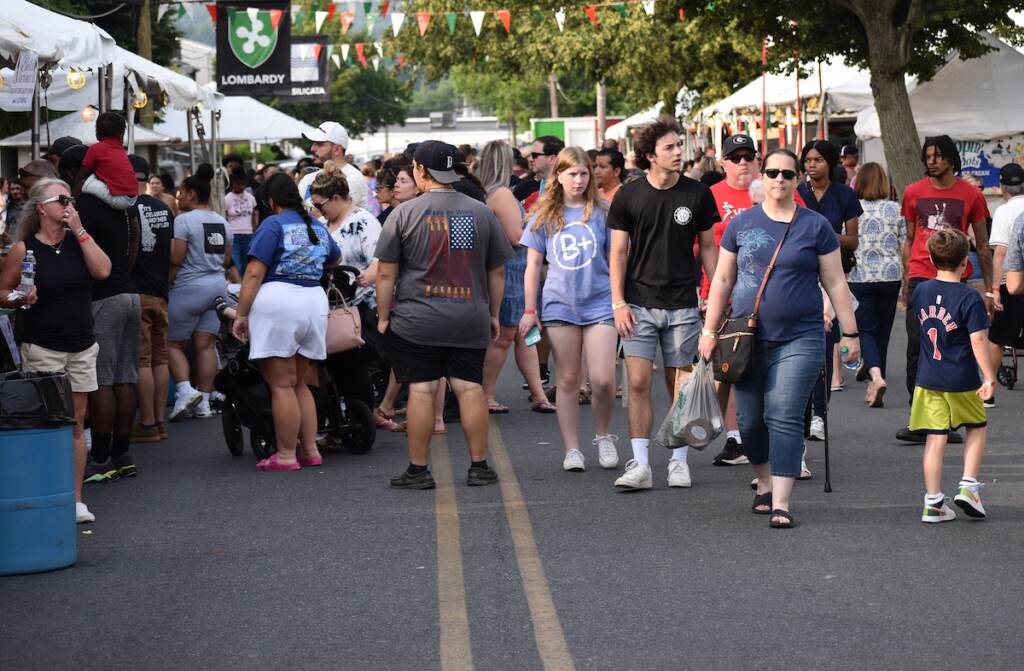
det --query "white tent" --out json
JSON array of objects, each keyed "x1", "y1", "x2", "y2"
[
  {"x1": 0, "y1": 111, "x2": 170, "y2": 149},
  {"x1": 855, "y1": 34, "x2": 1024, "y2": 141},
  {"x1": 605, "y1": 104, "x2": 663, "y2": 141},
  {"x1": 155, "y1": 96, "x2": 318, "y2": 143},
  {"x1": 0, "y1": 0, "x2": 115, "y2": 68}
]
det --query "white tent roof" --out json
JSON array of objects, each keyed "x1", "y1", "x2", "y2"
[
  {"x1": 0, "y1": 110, "x2": 171, "y2": 148},
  {"x1": 605, "y1": 104, "x2": 663, "y2": 140},
  {"x1": 155, "y1": 96, "x2": 318, "y2": 143},
  {"x1": 855, "y1": 34, "x2": 1024, "y2": 141},
  {"x1": 0, "y1": 0, "x2": 115, "y2": 68}
]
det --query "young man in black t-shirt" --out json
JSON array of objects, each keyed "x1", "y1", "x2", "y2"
[{"x1": 608, "y1": 118, "x2": 720, "y2": 490}]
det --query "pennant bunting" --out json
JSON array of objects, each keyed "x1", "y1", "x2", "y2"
[
  {"x1": 311, "y1": 1, "x2": 320, "y2": 14},
  {"x1": 470, "y1": 10, "x2": 486, "y2": 36},
  {"x1": 445, "y1": 12, "x2": 457, "y2": 34},
  {"x1": 157, "y1": 3, "x2": 170, "y2": 22},
  {"x1": 341, "y1": 44, "x2": 351, "y2": 61},
  {"x1": 355, "y1": 43, "x2": 367, "y2": 68},
  {"x1": 584, "y1": 5, "x2": 598, "y2": 26},
  {"x1": 315, "y1": 10, "x2": 329, "y2": 32},
  {"x1": 532, "y1": 10, "x2": 544, "y2": 21},
  {"x1": 326, "y1": 2, "x2": 337, "y2": 20},
  {"x1": 372, "y1": 56, "x2": 381, "y2": 71},
  {"x1": 367, "y1": 14, "x2": 376, "y2": 31},
  {"x1": 678, "y1": 7, "x2": 685, "y2": 21},
  {"x1": 642, "y1": 0, "x2": 655, "y2": 17},
  {"x1": 363, "y1": 2, "x2": 373, "y2": 16},
  {"x1": 379, "y1": 1, "x2": 390, "y2": 16},
  {"x1": 269, "y1": 9, "x2": 284, "y2": 28},
  {"x1": 331, "y1": 54, "x2": 341, "y2": 69},
  {"x1": 390, "y1": 11, "x2": 405, "y2": 36},
  {"x1": 340, "y1": 11, "x2": 354, "y2": 34},
  {"x1": 397, "y1": 54, "x2": 405, "y2": 69},
  {"x1": 291, "y1": 4, "x2": 301, "y2": 22},
  {"x1": 417, "y1": 12, "x2": 431, "y2": 36},
  {"x1": 326, "y1": 45, "x2": 334, "y2": 59},
  {"x1": 374, "y1": 41, "x2": 383, "y2": 57},
  {"x1": 177, "y1": 4, "x2": 187, "y2": 20},
  {"x1": 313, "y1": 44, "x2": 323, "y2": 59},
  {"x1": 206, "y1": 3, "x2": 217, "y2": 23},
  {"x1": 497, "y1": 10, "x2": 511, "y2": 34},
  {"x1": 555, "y1": 8, "x2": 565, "y2": 32},
  {"x1": 612, "y1": 3, "x2": 627, "y2": 17}
]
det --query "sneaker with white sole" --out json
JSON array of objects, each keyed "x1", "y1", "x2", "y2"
[
  {"x1": 921, "y1": 495, "x2": 957, "y2": 523},
  {"x1": 75, "y1": 501, "x2": 95, "y2": 524},
  {"x1": 192, "y1": 400, "x2": 214, "y2": 419},
  {"x1": 953, "y1": 479, "x2": 986, "y2": 518},
  {"x1": 667, "y1": 459, "x2": 692, "y2": 488},
  {"x1": 170, "y1": 388, "x2": 202, "y2": 422},
  {"x1": 562, "y1": 448, "x2": 586, "y2": 472},
  {"x1": 614, "y1": 459, "x2": 652, "y2": 490},
  {"x1": 808, "y1": 416, "x2": 825, "y2": 441},
  {"x1": 593, "y1": 434, "x2": 619, "y2": 469},
  {"x1": 712, "y1": 437, "x2": 748, "y2": 466}
]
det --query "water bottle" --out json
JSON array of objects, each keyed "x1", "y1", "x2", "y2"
[
  {"x1": 18, "y1": 250, "x2": 35, "y2": 310},
  {"x1": 838, "y1": 326, "x2": 860, "y2": 371}
]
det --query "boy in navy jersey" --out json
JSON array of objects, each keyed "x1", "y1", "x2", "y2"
[{"x1": 909, "y1": 229, "x2": 996, "y2": 523}]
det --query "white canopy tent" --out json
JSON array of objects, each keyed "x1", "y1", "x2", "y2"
[
  {"x1": 156, "y1": 96, "x2": 317, "y2": 144},
  {"x1": 604, "y1": 104, "x2": 663, "y2": 141},
  {"x1": 0, "y1": 0, "x2": 115, "y2": 68}
]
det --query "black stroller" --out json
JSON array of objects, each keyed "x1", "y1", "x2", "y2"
[{"x1": 213, "y1": 278, "x2": 376, "y2": 460}]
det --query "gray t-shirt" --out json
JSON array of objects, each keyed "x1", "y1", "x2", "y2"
[
  {"x1": 1006, "y1": 216, "x2": 1024, "y2": 274},
  {"x1": 173, "y1": 209, "x2": 233, "y2": 286},
  {"x1": 375, "y1": 189, "x2": 513, "y2": 348}
]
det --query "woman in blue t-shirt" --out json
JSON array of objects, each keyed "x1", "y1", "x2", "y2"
[
  {"x1": 699, "y1": 148, "x2": 861, "y2": 528},
  {"x1": 519, "y1": 147, "x2": 619, "y2": 473},
  {"x1": 231, "y1": 173, "x2": 340, "y2": 472}
]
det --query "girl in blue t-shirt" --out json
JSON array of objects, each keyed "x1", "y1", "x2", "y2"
[
  {"x1": 519, "y1": 147, "x2": 619, "y2": 473},
  {"x1": 231, "y1": 173, "x2": 340, "y2": 472}
]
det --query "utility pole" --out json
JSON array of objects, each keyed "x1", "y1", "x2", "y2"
[
  {"x1": 137, "y1": 0, "x2": 154, "y2": 128},
  {"x1": 548, "y1": 73, "x2": 559, "y2": 118},
  {"x1": 596, "y1": 80, "x2": 607, "y2": 148}
]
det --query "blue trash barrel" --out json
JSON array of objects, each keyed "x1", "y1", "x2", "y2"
[{"x1": 0, "y1": 426, "x2": 77, "y2": 575}]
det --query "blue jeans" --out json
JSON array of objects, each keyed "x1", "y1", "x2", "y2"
[
  {"x1": 232, "y1": 234, "x2": 252, "y2": 277},
  {"x1": 735, "y1": 333, "x2": 825, "y2": 477},
  {"x1": 849, "y1": 280, "x2": 900, "y2": 377}
]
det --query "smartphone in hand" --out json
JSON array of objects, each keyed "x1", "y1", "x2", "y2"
[{"x1": 524, "y1": 325, "x2": 542, "y2": 347}]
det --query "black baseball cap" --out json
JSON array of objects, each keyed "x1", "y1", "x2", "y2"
[
  {"x1": 46, "y1": 136, "x2": 84, "y2": 159},
  {"x1": 128, "y1": 154, "x2": 150, "y2": 181},
  {"x1": 841, "y1": 144, "x2": 859, "y2": 157},
  {"x1": 413, "y1": 141, "x2": 459, "y2": 184},
  {"x1": 722, "y1": 134, "x2": 755, "y2": 157},
  {"x1": 58, "y1": 144, "x2": 88, "y2": 172},
  {"x1": 1000, "y1": 163, "x2": 1024, "y2": 186}
]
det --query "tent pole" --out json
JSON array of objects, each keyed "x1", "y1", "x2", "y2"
[
  {"x1": 125, "y1": 77, "x2": 135, "y2": 154},
  {"x1": 31, "y1": 76, "x2": 40, "y2": 160},
  {"x1": 187, "y1": 107, "x2": 196, "y2": 173},
  {"x1": 818, "y1": 60, "x2": 826, "y2": 140},
  {"x1": 97, "y1": 67, "x2": 106, "y2": 115}
]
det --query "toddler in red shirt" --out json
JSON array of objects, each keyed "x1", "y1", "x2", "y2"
[{"x1": 79, "y1": 112, "x2": 138, "y2": 210}]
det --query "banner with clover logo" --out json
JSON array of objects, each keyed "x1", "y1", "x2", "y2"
[{"x1": 216, "y1": 1, "x2": 292, "y2": 95}]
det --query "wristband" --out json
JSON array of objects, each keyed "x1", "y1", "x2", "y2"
[
  {"x1": 612, "y1": 300, "x2": 627, "y2": 310},
  {"x1": 841, "y1": 332, "x2": 859, "y2": 338},
  {"x1": 77, "y1": 233, "x2": 92, "y2": 244},
  {"x1": 701, "y1": 328, "x2": 718, "y2": 338},
  {"x1": 73, "y1": 227, "x2": 88, "y2": 238},
  {"x1": 524, "y1": 308, "x2": 536, "y2": 315},
  {"x1": 985, "y1": 291, "x2": 995, "y2": 298}
]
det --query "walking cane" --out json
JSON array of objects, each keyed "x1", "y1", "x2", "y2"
[{"x1": 820, "y1": 360, "x2": 833, "y2": 493}]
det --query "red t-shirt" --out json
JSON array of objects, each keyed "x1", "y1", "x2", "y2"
[
  {"x1": 902, "y1": 177, "x2": 987, "y2": 280},
  {"x1": 698, "y1": 181, "x2": 805, "y2": 298},
  {"x1": 82, "y1": 137, "x2": 138, "y2": 197}
]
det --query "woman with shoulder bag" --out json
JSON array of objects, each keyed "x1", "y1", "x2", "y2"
[{"x1": 699, "y1": 149, "x2": 859, "y2": 528}]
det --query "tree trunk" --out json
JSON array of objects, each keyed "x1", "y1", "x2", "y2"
[
  {"x1": 596, "y1": 80, "x2": 607, "y2": 147},
  {"x1": 137, "y1": 0, "x2": 154, "y2": 128},
  {"x1": 548, "y1": 73, "x2": 560, "y2": 118}
]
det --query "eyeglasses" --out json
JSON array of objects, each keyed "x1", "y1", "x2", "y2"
[
  {"x1": 726, "y1": 153, "x2": 756, "y2": 164},
  {"x1": 41, "y1": 194, "x2": 75, "y2": 207},
  {"x1": 763, "y1": 169, "x2": 797, "y2": 181},
  {"x1": 310, "y1": 199, "x2": 330, "y2": 210}
]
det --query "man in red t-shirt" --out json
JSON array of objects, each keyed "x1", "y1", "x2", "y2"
[{"x1": 897, "y1": 135, "x2": 992, "y2": 443}]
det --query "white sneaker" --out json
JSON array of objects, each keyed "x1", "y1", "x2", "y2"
[
  {"x1": 922, "y1": 496, "x2": 957, "y2": 523},
  {"x1": 75, "y1": 501, "x2": 95, "y2": 524},
  {"x1": 953, "y1": 480, "x2": 986, "y2": 518},
  {"x1": 809, "y1": 415, "x2": 825, "y2": 441},
  {"x1": 562, "y1": 448, "x2": 586, "y2": 472},
  {"x1": 614, "y1": 459, "x2": 652, "y2": 490},
  {"x1": 170, "y1": 388, "x2": 202, "y2": 422},
  {"x1": 192, "y1": 400, "x2": 214, "y2": 419},
  {"x1": 593, "y1": 434, "x2": 619, "y2": 469},
  {"x1": 667, "y1": 459, "x2": 692, "y2": 488},
  {"x1": 83, "y1": 427, "x2": 92, "y2": 452}
]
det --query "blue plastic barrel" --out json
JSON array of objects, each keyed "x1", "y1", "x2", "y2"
[{"x1": 0, "y1": 426, "x2": 76, "y2": 575}]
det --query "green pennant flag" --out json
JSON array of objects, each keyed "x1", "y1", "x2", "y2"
[
  {"x1": 176, "y1": 4, "x2": 186, "y2": 20},
  {"x1": 611, "y1": 3, "x2": 627, "y2": 16},
  {"x1": 445, "y1": 12, "x2": 457, "y2": 34},
  {"x1": 364, "y1": 2, "x2": 374, "y2": 16},
  {"x1": 311, "y1": 1, "x2": 321, "y2": 15},
  {"x1": 531, "y1": 10, "x2": 544, "y2": 21},
  {"x1": 294, "y1": 10, "x2": 304, "y2": 27}
]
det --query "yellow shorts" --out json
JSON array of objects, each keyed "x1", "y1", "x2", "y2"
[{"x1": 909, "y1": 387, "x2": 987, "y2": 434}]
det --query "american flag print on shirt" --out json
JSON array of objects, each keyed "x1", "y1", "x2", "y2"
[{"x1": 425, "y1": 211, "x2": 476, "y2": 300}]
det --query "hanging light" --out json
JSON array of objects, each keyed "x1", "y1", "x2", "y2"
[
  {"x1": 0, "y1": 72, "x2": 5, "y2": 93},
  {"x1": 66, "y1": 68, "x2": 87, "y2": 90},
  {"x1": 81, "y1": 105, "x2": 98, "y2": 122},
  {"x1": 131, "y1": 90, "x2": 148, "y2": 109}
]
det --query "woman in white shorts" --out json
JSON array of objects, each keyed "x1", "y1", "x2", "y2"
[{"x1": 231, "y1": 173, "x2": 340, "y2": 472}]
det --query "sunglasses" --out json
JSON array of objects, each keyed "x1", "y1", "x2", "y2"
[
  {"x1": 763, "y1": 169, "x2": 797, "y2": 181},
  {"x1": 310, "y1": 199, "x2": 331, "y2": 210},
  {"x1": 726, "y1": 153, "x2": 756, "y2": 164},
  {"x1": 41, "y1": 194, "x2": 76, "y2": 207},
  {"x1": 530, "y1": 152, "x2": 554, "y2": 160}
]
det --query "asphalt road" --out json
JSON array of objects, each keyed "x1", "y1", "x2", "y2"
[{"x1": 3, "y1": 321, "x2": 1023, "y2": 671}]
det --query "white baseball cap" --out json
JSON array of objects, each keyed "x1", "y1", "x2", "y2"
[{"x1": 303, "y1": 121, "x2": 350, "y2": 149}]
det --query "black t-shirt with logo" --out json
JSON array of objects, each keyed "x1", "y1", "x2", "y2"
[
  {"x1": 77, "y1": 193, "x2": 137, "y2": 300},
  {"x1": 606, "y1": 175, "x2": 719, "y2": 309},
  {"x1": 131, "y1": 195, "x2": 174, "y2": 299}
]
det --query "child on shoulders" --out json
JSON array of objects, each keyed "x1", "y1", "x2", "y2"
[{"x1": 77, "y1": 112, "x2": 138, "y2": 210}]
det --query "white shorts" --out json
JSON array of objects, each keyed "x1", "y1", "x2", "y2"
[{"x1": 248, "y1": 281, "x2": 329, "y2": 361}]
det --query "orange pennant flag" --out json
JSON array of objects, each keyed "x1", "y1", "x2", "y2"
[
  {"x1": 497, "y1": 10, "x2": 511, "y2": 33},
  {"x1": 355, "y1": 43, "x2": 367, "y2": 68},
  {"x1": 326, "y1": 3, "x2": 336, "y2": 20},
  {"x1": 584, "y1": 5, "x2": 598, "y2": 26},
  {"x1": 206, "y1": 3, "x2": 217, "y2": 23},
  {"x1": 339, "y1": 11, "x2": 354, "y2": 34},
  {"x1": 417, "y1": 12, "x2": 432, "y2": 35}
]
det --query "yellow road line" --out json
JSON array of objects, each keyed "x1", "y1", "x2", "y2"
[
  {"x1": 432, "y1": 436, "x2": 474, "y2": 671},
  {"x1": 488, "y1": 420, "x2": 576, "y2": 671}
]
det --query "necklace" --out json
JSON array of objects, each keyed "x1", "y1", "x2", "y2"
[{"x1": 38, "y1": 230, "x2": 65, "y2": 255}]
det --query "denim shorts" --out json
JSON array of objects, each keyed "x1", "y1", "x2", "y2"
[
  {"x1": 620, "y1": 305, "x2": 700, "y2": 368},
  {"x1": 542, "y1": 318, "x2": 615, "y2": 328},
  {"x1": 498, "y1": 247, "x2": 527, "y2": 327}
]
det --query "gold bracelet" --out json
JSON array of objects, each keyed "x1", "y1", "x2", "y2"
[
  {"x1": 612, "y1": 300, "x2": 627, "y2": 310},
  {"x1": 701, "y1": 328, "x2": 718, "y2": 338}
]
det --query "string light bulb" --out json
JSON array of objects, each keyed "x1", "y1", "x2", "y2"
[
  {"x1": 0, "y1": 72, "x2": 5, "y2": 93},
  {"x1": 66, "y1": 69, "x2": 87, "y2": 90},
  {"x1": 81, "y1": 105, "x2": 98, "y2": 122},
  {"x1": 131, "y1": 91, "x2": 148, "y2": 109}
]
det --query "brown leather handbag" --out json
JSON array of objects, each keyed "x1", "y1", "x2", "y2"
[{"x1": 325, "y1": 283, "x2": 365, "y2": 354}]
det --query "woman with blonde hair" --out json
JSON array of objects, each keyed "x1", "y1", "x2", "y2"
[
  {"x1": 475, "y1": 140, "x2": 554, "y2": 414},
  {"x1": 519, "y1": 148, "x2": 619, "y2": 471}
]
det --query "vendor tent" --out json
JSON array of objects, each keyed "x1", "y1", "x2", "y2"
[
  {"x1": 0, "y1": 0, "x2": 115, "y2": 68},
  {"x1": 605, "y1": 104, "x2": 663, "y2": 141},
  {"x1": 0, "y1": 112, "x2": 170, "y2": 149},
  {"x1": 155, "y1": 96, "x2": 317, "y2": 143}
]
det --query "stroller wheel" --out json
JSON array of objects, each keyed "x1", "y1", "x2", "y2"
[
  {"x1": 339, "y1": 399, "x2": 376, "y2": 454},
  {"x1": 250, "y1": 430, "x2": 275, "y2": 459},
  {"x1": 997, "y1": 365, "x2": 1014, "y2": 389},
  {"x1": 222, "y1": 403, "x2": 244, "y2": 456}
]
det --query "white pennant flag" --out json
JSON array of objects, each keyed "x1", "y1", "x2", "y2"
[
  {"x1": 341, "y1": 44, "x2": 351, "y2": 61},
  {"x1": 315, "y1": 10, "x2": 329, "y2": 32},
  {"x1": 157, "y1": 3, "x2": 170, "y2": 22},
  {"x1": 291, "y1": 4, "x2": 301, "y2": 22},
  {"x1": 182, "y1": 2, "x2": 194, "y2": 18},
  {"x1": 470, "y1": 11, "x2": 486, "y2": 36},
  {"x1": 390, "y1": 11, "x2": 405, "y2": 36},
  {"x1": 247, "y1": 7, "x2": 260, "y2": 24},
  {"x1": 642, "y1": 0, "x2": 656, "y2": 16},
  {"x1": 372, "y1": 56, "x2": 381, "y2": 71},
  {"x1": 374, "y1": 41, "x2": 383, "y2": 56},
  {"x1": 555, "y1": 9, "x2": 565, "y2": 32},
  {"x1": 331, "y1": 54, "x2": 341, "y2": 69}
]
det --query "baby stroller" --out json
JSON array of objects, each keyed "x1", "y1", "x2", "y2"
[
  {"x1": 325, "y1": 265, "x2": 391, "y2": 408},
  {"x1": 213, "y1": 285, "x2": 376, "y2": 460}
]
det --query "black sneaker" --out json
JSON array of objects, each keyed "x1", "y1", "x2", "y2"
[
  {"x1": 983, "y1": 395, "x2": 996, "y2": 409},
  {"x1": 467, "y1": 465, "x2": 498, "y2": 486},
  {"x1": 83, "y1": 458, "x2": 120, "y2": 484},
  {"x1": 390, "y1": 469, "x2": 436, "y2": 490},
  {"x1": 712, "y1": 437, "x2": 749, "y2": 466},
  {"x1": 113, "y1": 453, "x2": 138, "y2": 478},
  {"x1": 895, "y1": 426, "x2": 927, "y2": 444}
]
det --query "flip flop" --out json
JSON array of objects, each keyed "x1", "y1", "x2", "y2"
[
  {"x1": 297, "y1": 453, "x2": 323, "y2": 467},
  {"x1": 256, "y1": 454, "x2": 300, "y2": 472},
  {"x1": 374, "y1": 407, "x2": 400, "y2": 430},
  {"x1": 488, "y1": 403, "x2": 510, "y2": 414},
  {"x1": 830, "y1": 383, "x2": 845, "y2": 392},
  {"x1": 389, "y1": 421, "x2": 408, "y2": 433},
  {"x1": 531, "y1": 400, "x2": 557, "y2": 414}
]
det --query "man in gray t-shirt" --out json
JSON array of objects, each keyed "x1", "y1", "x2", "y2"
[
  {"x1": 375, "y1": 141, "x2": 513, "y2": 490},
  {"x1": 1007, "y1": 216, "x2": 1024, "y2": 294}
]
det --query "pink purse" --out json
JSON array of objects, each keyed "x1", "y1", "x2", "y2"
[{"x1": 325, "y1": 284, "x2": 364, "y2": 354}]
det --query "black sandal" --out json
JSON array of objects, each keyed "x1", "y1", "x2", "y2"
[
  {"x1": 769, "y1": 509, "x2": 794, "y2": 528},
  {"x1": 751, "y1": 492, "x2": 772, "y2": 515}
]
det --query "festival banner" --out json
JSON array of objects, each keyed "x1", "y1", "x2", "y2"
[
  {"x1": 216, "y1": 1, "x2": 292, "y2": 96},
  {"x1": 278, "y1": 35, "x2": 330, "y2": 102}
]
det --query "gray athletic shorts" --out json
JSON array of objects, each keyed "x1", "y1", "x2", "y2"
[
  {"x1": 168, "y1": 277, "x2": 226, "y2": 342},
  {"x1": 91, "y1": 293, "x2": 141, "y2": 386},
  {"x1": 620, "y1": 305, "x2": 700, "y2": 368}
]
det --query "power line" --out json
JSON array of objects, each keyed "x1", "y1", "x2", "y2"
[{"x1": 47, "y1": 3, "x2": 127, "y2": 20}]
